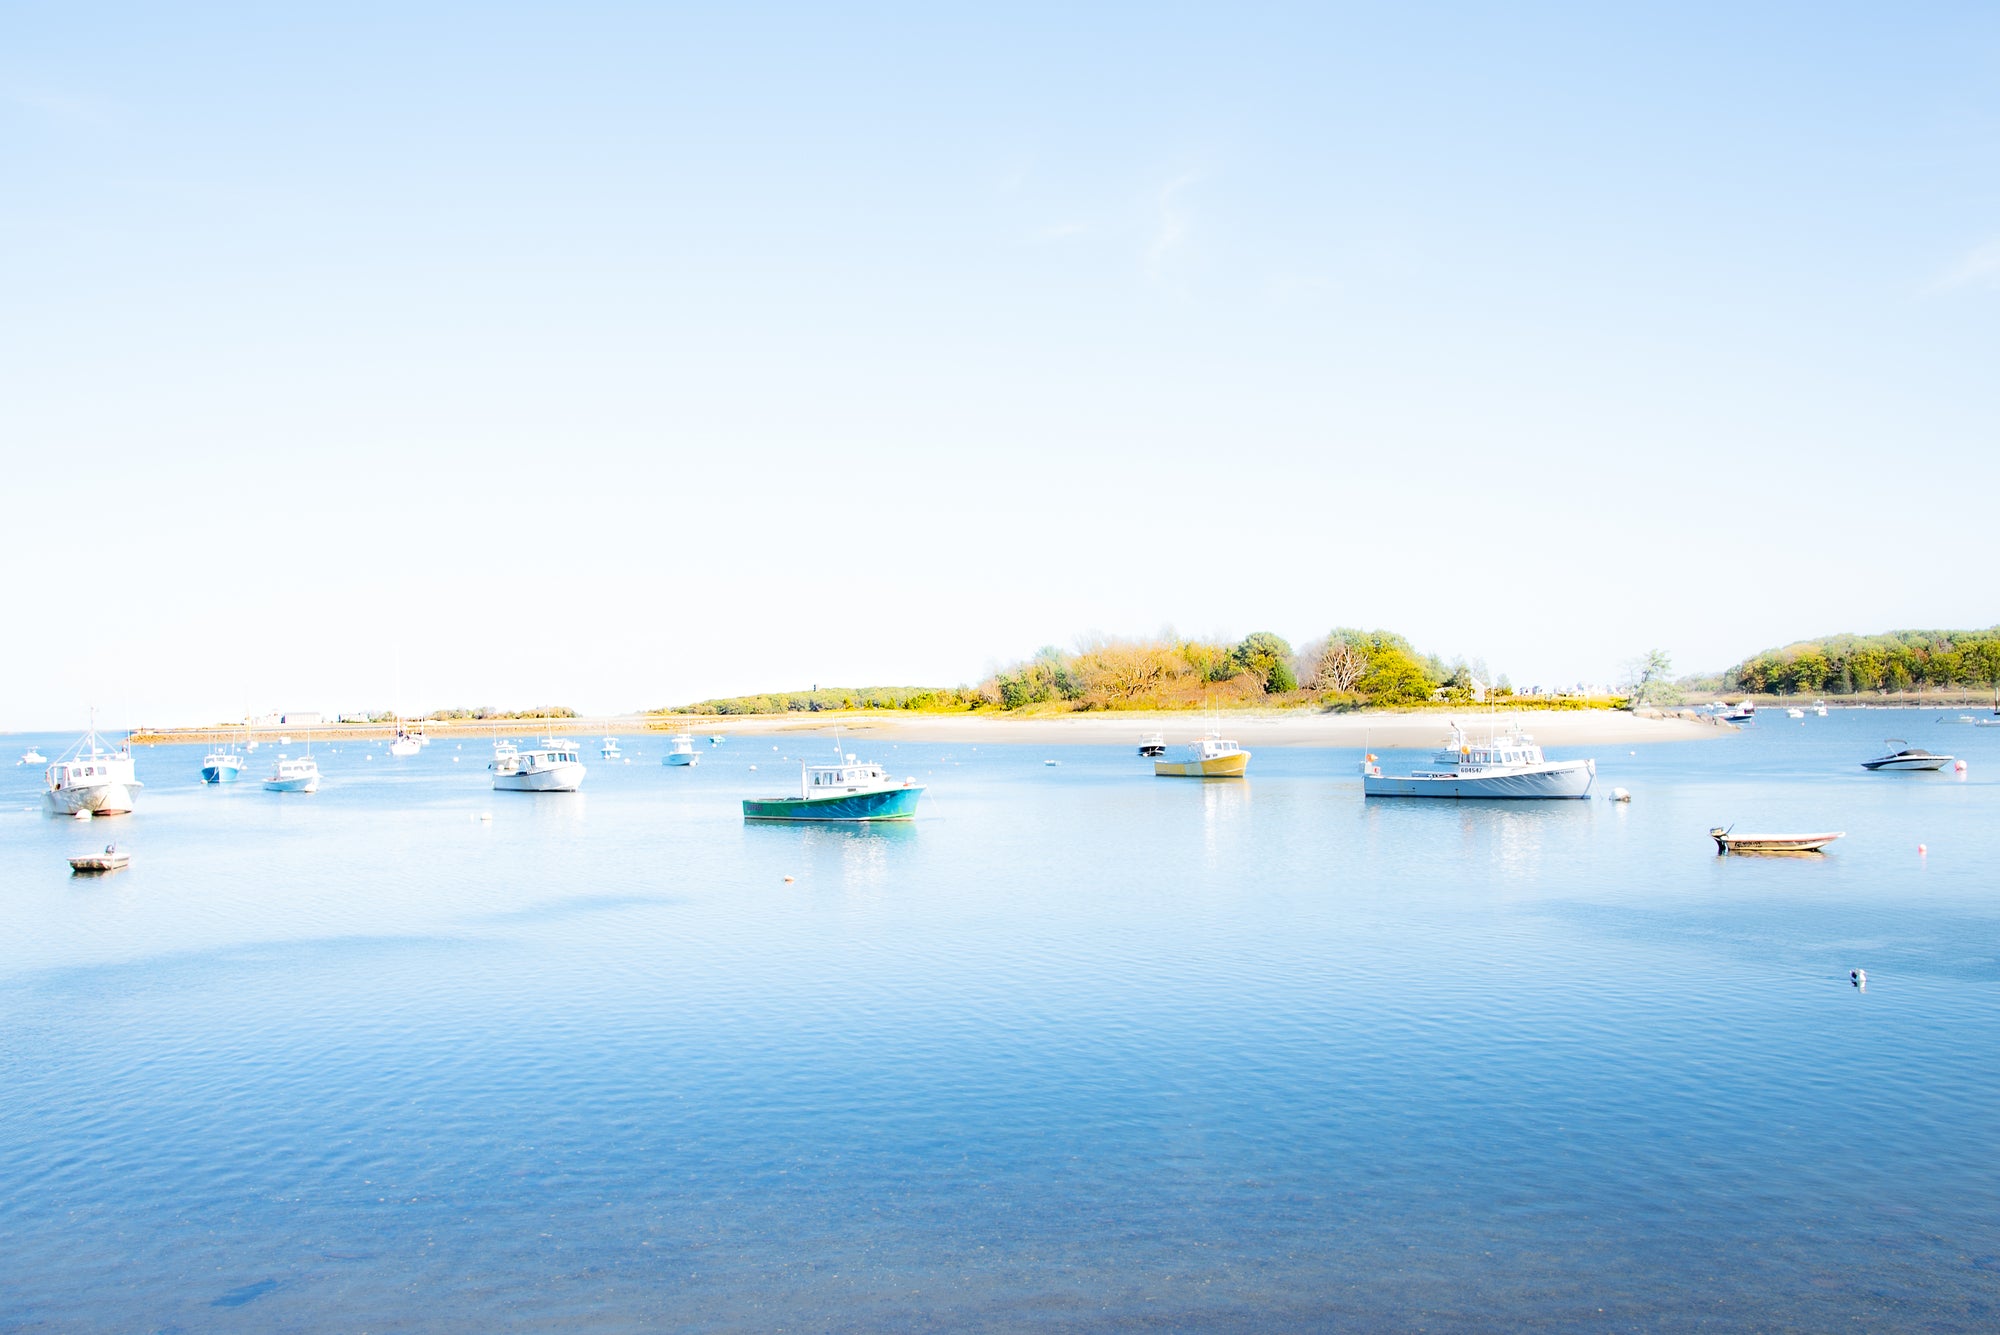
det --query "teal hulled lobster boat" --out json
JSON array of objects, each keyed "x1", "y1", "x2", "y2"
[{"x1": 742, "y1": 753, "x2": 925, "y2": 822}]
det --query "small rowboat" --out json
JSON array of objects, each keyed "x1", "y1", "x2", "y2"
[
  {"x1": 70, "y1": 843, "x2": 131, "y2": 874},
  {"x1": 1710, "y1": 827, "x2": 1844, "y2": 855}
]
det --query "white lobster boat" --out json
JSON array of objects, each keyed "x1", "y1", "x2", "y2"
[
  {"x1": 491, "y1": 739, "x2": 586, "y2": 792},
  {"x1": 1363, "y1": 723, "x2": 1594, "y2": 799},
  {"x1": 44, "y1": 723, "x2": 142, "y2": 816},
  {"x1": 264, "y1": 754, "x2": 321, "y2": 792},
  {"x1": 663, "y1": 734, "x2": 700, "y2": 767}
]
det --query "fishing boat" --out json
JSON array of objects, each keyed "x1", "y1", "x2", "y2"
[
  {"x1": 200, "y1": 745, "x2": 244, "y2": 783},
  {"x1": 1154, "y1": 732, "x2": 1250, "y2": 778},
  {"x1": 1137, "y1": 732, "x2": 1166, "y2": 758},
  {"x1": 490, "y1": 739, "x2": 585, "y2": 792},
  {"x1": 1710, "y1": 827, "x2": 1844, "y2": 855},
  {"x1": 44, "y1": 720, "x2": 142, "y2": 816},
  {"x1": 1860, "y1": 741, "x2": 1954, "y2": 772},
  {"x1": 1362, "y1": 722, "x2": 1594, "y2": 799},
  {"x1": 19, "y1": 747, "x2": 46, "y2": 765},
  {"x1": 264, "y1": 753, "x2": 321, "y2": 792},
  {"x1": 69, "y1": 843, "x2": 131, "y2": 874},
  {"x1": 600, "y1": 736, "x2": 622, "y2": 759},
  {"x1": 663, "y1": 734, "x2": 700, "y2": 767},
  {"x1": 742, "y1": 751, "x2": 924, "y2": 821}
]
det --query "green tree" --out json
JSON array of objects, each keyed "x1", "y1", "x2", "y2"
[{"x1": 1233, "y1": 631, "x2": 1297, "y2": 693}]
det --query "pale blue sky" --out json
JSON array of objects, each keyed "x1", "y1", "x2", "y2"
[{"x1": 5, "y1": 4, "x2": 1997, "y2": 727}]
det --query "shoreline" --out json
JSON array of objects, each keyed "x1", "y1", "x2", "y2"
[{"x1": 128, "y1": 708, "x2": 1723, "y2": 750}]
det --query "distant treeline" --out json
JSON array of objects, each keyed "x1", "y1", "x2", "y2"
[
  {"x1": 1726, "y1": 628, "x2": 2000, "y2": 695},
  {"x1": 672, "y1": 630, "x2": 1535, "y2": 715}
]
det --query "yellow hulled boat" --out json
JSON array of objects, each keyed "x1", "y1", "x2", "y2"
[{"x1": 1154, "y1": 733, "x2": 1250, "y2": 778}]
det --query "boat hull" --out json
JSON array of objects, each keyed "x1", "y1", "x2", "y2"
[
  {"x1": 743, "y1": 785, "x2": 925, "y2": 822},
  {"x1": 45, "y1": 783, "x2": 138, "y2": 816},
  {"x1": 201, "y1": 762, "x2": 242, "y2": 784},
  {"x1": 493, "y1": 763, "x2": 586, "y2": 793},
  {"x1": 1861, "y1": 757, "x2": 1951, "y2": 772},
  {"x1": 1154, "y1": 752, "x2": 1250, "y2": 778},
  {"x1": 1713, "y1": 831, "x2": 1844, "y2": 854},
  {"x1": 664, "y1": 753, "x2": 700, "y2": 767},
  {"x1": 263, "y1": 777, "x2": 320, "y2": 793},
  {"x1": 1364, "y1": 762, "x2": 1594, "y2": 799}
]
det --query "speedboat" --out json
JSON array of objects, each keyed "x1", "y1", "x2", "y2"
[
  {"x1": 663, "y1": 734, "x2": 700, "y2": 767},
  {"x1": 200, "y1": 747, "x2": 245, "y2": 783},
  {"x1": 601, "y1": 736, "x2": 622, "y2": 759},
  {"x1": 44, "y1": 721, "x2": 142, "y2": 816},
  {"x1": 1137, "y1": 732, "x2": 1166, "y2": 757},
  {"x1": 1154, "y1": 731, "x2": 1250, "y2": 778},
  {"x1": 1711, "y1": 827, "x2": 1844, "y2": 855},
  {"x1": 19, "y1": 747, "x2": 46, "y2": 765},
  {"x1": 743, "y1": 752, "x2": 924, "y2": 821},
  {"x1": 264, "y1": 754, "x2": 321, "y2": 792},
  {"x1": 1721, "y1": 701, "x2": 1756, "y2": 722},
  {"x1": 1363, "y1": 723, "x2": 1594, "y2": 799},
  {"x1": 1860, "y1": 741, "x2": 1953, "y2": 772},
  {"x1": 491, "y1": 739, "x2": 585, "y2": 792}
]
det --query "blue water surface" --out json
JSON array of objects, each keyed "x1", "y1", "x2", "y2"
[{"x1": 3, "y1": 713, "x2": 1999, "y2": 1330}]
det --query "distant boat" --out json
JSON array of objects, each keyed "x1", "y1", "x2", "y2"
[
  {"x1": 70, "y1": 843, "x2": 131, "y2": 874},
  {"x1": 388, "y1": 724, "x2": 422, "y2": 758},
  {"x1": 20, "y1": 747, "x2": 46, "y2": 765},
  {"x1": 708, "y1": 735, "x2": 724, "y2": 745},
  {"x1": 264, "y1": 755, "x2": 321, "y2": 792},
  {"x1": 1711, "y1": 827, "x2": 1844, "y2": 855},
  {"x1": 742, "y1": 751, "x2": 924, "y2": 822},
  {"x1": 1813, "y1": 700, "x2": 1829, "y2": 717},
  {"x1": 1155, "y1": 731, "x2": 1250, "y2": 779},
  {"x1": 491, "y1": 739, "x2": 585, "y2": 792},
  {"x1": 1860, "y1": 741, "x2": 1954, "y2": 772},
  {"x1": 601, "y1": 736, "x2": 622, "y2": 759},
  {"x1": 1363, "y1": 722, "x2": 1593, "y2": 799},
  {"x1": 663, "y1": 734, "x2": 700, "y2": 767},
  {"x1": 44, "y1": 719, "x2": 142, "y2": 816},
  {"x1": 1721, "y1": 701, "x2": 1756, "y2": 723},
  {"x1": 1137, "y1": 732, "x2": 1166, "y2": 758},
  {"x1": 1786, "y1": 707, "x2": 1805, "y2": 719}
]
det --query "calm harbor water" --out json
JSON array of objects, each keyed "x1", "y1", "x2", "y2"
[{"x1": 5, "y1": 713, "x2": 2000, "y2": 1330}]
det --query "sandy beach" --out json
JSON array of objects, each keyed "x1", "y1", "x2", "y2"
[{"x1": 130, "y1": 708, "x2": 1723, "y2": 749}]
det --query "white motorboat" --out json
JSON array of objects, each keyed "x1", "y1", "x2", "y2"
[
  {"x1": 663, "y1": 734, "x2": 700, "y2": 767},
  {"x1": 1860, "y1": 740, "x2": 1953, "y2": 772},
  {"x1": 491, "y1": 739, "x2": 585, "y2": 792},
  {"x1": 1363, "y1": 722, "x2": 1594, "y2": 799},
  {"x1": 1721, "y1": 701, "x2": 1756, "y2": 723},
  {"x1": 1137, "y1": 732, "x2": 1166, "y2": 757},
  {"x1": 264, "y1": 754, "x2": 321, "y2": 792},
  {"x1": 1785, "y1": 707, "x2": 1805, "y2": 719},
  {"x1": 44, "y1": 721, "x2": 142, "y2": 816},
  {"x1": 601, "y1": 736, "x2": 622, "y2": 759},
  {"x1": 20, "y1": 747, "x2": 47, "y2": 765}
]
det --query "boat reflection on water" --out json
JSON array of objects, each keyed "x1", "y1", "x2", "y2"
[
  {"x1": 744, "y1": 815, "x2": 917, "y2": 891},
  {"x1": 1360, "y1": 793, "x2": 1595, "y2": 877}
]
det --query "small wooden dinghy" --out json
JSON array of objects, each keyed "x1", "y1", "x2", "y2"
[
  {"x1": 69, "y1": 843, "x2": 131, "y2": 873},
  {"x1": 1710, "y1": 827, "x2": 1844, "y2": 855}
]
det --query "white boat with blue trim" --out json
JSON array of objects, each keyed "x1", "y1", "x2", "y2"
[
  {"x1": 743, "y1": 751, "x2": 924, "y2": 822},
  {"x1": 663, "y1": 734, "x2": 700, "y2": 767},
  {"x1": 1362, "y1": 722, "x2": 1594, "y2": 799},
  {"x1": 491, "y1": 739, "x2": 586, "y2": 792}
]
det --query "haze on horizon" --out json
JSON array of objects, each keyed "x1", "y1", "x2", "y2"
[{"x1": 5, "y1": 5, "x2": 1997, "y2": 731}]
